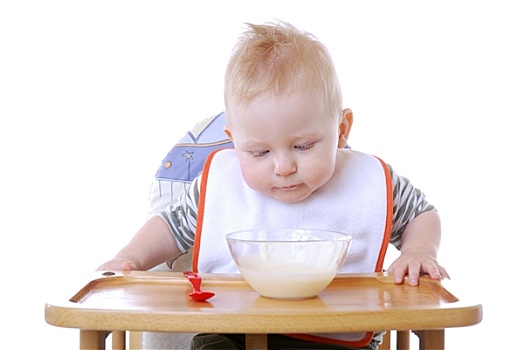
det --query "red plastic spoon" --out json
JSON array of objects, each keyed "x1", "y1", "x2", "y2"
[{"x1": 183, "y1": 271, "x2": 215, "y2": 302}]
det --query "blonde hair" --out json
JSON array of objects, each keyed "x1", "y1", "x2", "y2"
[{"x1": 224, "y1": 21, "x2": 343, "y2": 119}]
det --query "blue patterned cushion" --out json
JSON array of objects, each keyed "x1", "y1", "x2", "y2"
[{"x1": 155, "y1": 112, "x2": 233, "y2": 182}]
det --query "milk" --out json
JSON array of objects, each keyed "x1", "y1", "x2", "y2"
[{"x1": 237, "y1": 253, "x2": 337, "y2": 299}]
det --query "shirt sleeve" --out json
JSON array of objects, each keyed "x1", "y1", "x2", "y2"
[
  {"x1": 387, "y1": 163, "x2": 437, "y2": 250},
  {"x1": 158, "y1": 175, "x2": 201, "y2": 253},
  {"x1": 147, "y1": 178, "x2": 191, "y2": 218}
]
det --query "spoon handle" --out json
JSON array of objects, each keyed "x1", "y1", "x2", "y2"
[{"x1": 187, "y1": 275, "x2": 202, "y2": 292}]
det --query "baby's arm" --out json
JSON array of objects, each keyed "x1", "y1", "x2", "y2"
[
  {"x1": 96, "y1": 216, "x2": 183, "y2": 271},
  {"x1": 385, "y1": 164, "x2": 450, "y2": 285},
  {"x1": 387, "y1": 210, "x2": 449, "y2": 285}
]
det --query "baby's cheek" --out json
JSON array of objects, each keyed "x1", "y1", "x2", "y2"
[
  {"x1": 309, "y1": 167, "x2": 335, "y2": 191},
  {"x1": 241, "y1": 167, "x2": 267, "y2": 192}
]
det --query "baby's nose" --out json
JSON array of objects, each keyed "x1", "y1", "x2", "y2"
[{"x1": 274, "y1": 155, "x2": 297, "y2": 176}]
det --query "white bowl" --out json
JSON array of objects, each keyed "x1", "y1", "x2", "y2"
[{"x1": 226, "y1": 228, "x2": 352, "y2": 300}]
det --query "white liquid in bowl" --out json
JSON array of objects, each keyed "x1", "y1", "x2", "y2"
[{"x1": 236, "y1": 253, "x2": 338, "y2": 299}]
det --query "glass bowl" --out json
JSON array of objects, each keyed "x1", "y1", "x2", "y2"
[{"x1": 226, "y1": 228, "x2": 352, "y2": 300}]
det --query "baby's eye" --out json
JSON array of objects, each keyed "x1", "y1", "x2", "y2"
[
  {"x1": 295, "y1": 143, "x2": 314, "y2": 151},
  {"x1": 251, "y1": 150, "x2": 269, "y2": 158}
]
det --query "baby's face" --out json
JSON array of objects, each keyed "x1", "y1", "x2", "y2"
[{"x1": 226, "y1": 92, "x2": 340, "y2": 203}]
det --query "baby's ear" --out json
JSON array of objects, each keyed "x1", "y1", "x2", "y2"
[
  {"x1": 223, "y1": 126, "x2": 234, "y2": 142},
  {"x1": 338, "y1": 108, "x2": 353, "y2": 148}
]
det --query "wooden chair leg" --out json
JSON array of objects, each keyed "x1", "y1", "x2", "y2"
[
  {"x1": 80, "y1": 330, "x2": 107, "y2": 350},
  {"x1": 111, "y1": 331, "x2": 126, "y2": 350},
  {"x1": 413, "y1": 329, "x2": 445, "y2": 350},
  {"x1": 129, "y1": 331, "x2": 143, "y2": 349},
  {"x1": 245, "y1": 334, "x2": 268, "y2": 350},
  {"x1": 396, "y1": 330, "x2": 410, "y2": 350}
]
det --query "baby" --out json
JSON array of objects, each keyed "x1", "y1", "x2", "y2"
[{"x1": 98, "y1": 21, "x2": 449, "y2": 350}]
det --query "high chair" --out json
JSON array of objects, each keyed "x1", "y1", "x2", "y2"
[{"x1": 46, "y1": 113, "x2": 481, "y2": 350}]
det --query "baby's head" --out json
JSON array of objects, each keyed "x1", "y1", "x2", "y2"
[
  {"x1": 224, "y1": 20, "x2": 342, "y2": 120},
  {"x1": 223, "y1": 21, "x2": 352, "y2": 203}
]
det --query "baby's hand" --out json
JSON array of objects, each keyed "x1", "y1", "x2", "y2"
[
  {"x1": 96, "y1": 258, "x2": 139, "y2": 272},
  {"x1": 387, "y1": 252, "x2": 450, "y2": 286}
]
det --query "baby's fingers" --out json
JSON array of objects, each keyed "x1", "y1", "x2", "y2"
[
  {"x1": 96, "y1": 258, "x2": 137, "y2": 272},
  {"x1": 407, "y1": 261, "x2": 423, "y2": 286},
  {"x1": 387, "y1": 264, "x2": 409, "y2": 285},
  {"x1": 423, "y1": 261, "x2": 450, "y2": 281}
]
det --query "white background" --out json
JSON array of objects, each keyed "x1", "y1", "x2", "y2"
[{"x1": 1, "y1": 1, "x2": 523, "y2": 349}]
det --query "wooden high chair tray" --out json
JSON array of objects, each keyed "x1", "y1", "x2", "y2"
[{"x1": 45, "y1": 271, "x2": 482, "y2": 334}]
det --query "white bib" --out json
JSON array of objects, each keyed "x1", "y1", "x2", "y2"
[{"x1": 194, "y1": 149, "x2": 392, "y2": 274}]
